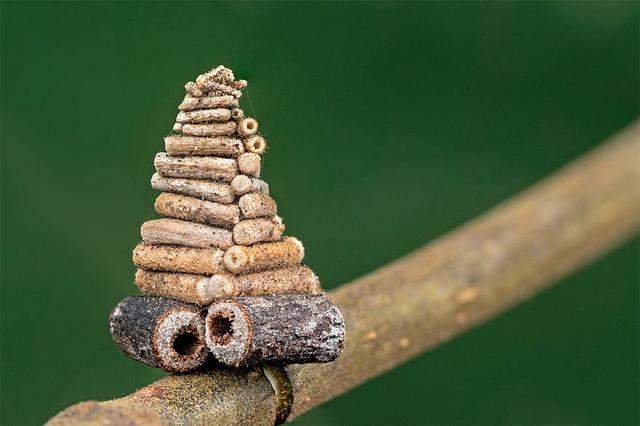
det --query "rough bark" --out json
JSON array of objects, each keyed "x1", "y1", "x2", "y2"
[
  {"x1": 223, "y1": 238, "x2": 304, "y2": 274},
  {"x1": 109, "y1": 296, "x2": 208, "y2": 373},
  {"x1": 141, "y1": 219, "x2": 233, "y2": 249},
  {"x1": 134, "y1": 269, "x2": 214, "y2": 306},
  {"x1": 233, "y1": 217, "x2": 285, "y2": 245},
  {"x1": 154, "y1": 192, "x2": 240, "y2": 228},
  {"x1": 238, "y1": 192, "x2": 277, "y2": 219},
  {"x1": 205, "y1": 294, "x2": 344, "y2": 367},
  {"x1": 181, "y1": 122, "x2": 236, "y2": 137},
  {"x1": 176, "y1": 108, "x2": 231, "y2": 124},
  {"x1": 154, "y1": 153, "x2": 238, "y2": 182},
  {"x1": 209, "y1": 265, "x2": 320, "y2": 300},
  {"x1": 237, "y1": 153, "x2": 261, "y2": 177},
  {"x1": 164, "y1": 136, "x2": 244, "y2": 157},
  {"x1": 178, "y1": 95, "x2": 238, "y2": 111},
  {"x1": 150, "y1": 173, "x2": 236, "y2": 204},
  {"x1": 133, "y1": 243, "x2": 225, "y2": 275},
  {"x1": 47, "y1": 122, "x2": 640, "y2": 426},
  {"x1": 231, "y1": 175, "x2": 270, "y2": 196}
]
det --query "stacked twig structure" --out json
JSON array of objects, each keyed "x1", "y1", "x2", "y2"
[{"x1": 109, "y1": 66, "x2": 345, "y2": 373}]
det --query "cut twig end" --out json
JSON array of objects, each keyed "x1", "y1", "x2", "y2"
[{"x1": 205, "y1": 301, "x2": 252, "y2": 367}]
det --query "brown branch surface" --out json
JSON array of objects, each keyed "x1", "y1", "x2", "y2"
[{"x1": 48, "y1": 122, "x2": 640, "y2": 426}]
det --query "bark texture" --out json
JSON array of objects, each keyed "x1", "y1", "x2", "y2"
[
  {"x1": 233, "y1": 217, "x2": 285, "y2": 245},
  {"x1": 237, "y1": 153, "x2": 261, "y2": 177},
  {"x1": 176, "y1": 109, "x2": 231, "y2": 124},
  {"x1": 178, "y1": 95, "x2": 238, "y2": 111},
  {"x1": 205, "y1": 294, "x2": 344, "y2": 367},
  {"x1": 154, "y1": 193, "x2": 240, "y2": 228},
  {"x1": 155, "y1": 153, "x2": 238, "y2": 182},
  {"x1": 151, "y1": 174, "x2": 236, "y2": 204},
  {"x1": 181, "y1": 122, "x2": 236, "y2": 137},
  {"x1": 135, "y1": 270, "x2": 214, "y2": 306},
  {"x1": 231, "y1": 175, "x2": 269, "y2": 196},
  {"x1": 48, "y1": 122, "x2": 640, "y2": 426},
  {"x1": 141, "y1": 219, "x2": 233, "y2": 249},
  {"x1": 238, "y1": 192, "x2": 277, "y2": 219},
  {"x1": 109, "y1": 296, "x2": 208, "y2": 373},
  {"x1": 164, "y1": 136, "x2": 244, "y2": 157},
  {"x1": 209, "y1": 265, "x2": 320, "y2": 300},
  {"x1": 223, "y1": 238, "x2": 304, "y2": 274},
  {"x1": 133, "y1": 243, "x2": 225, "y2": 275}
]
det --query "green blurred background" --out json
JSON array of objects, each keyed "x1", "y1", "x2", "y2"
[{"x1": 1, "y1": 1, "x2": 638, "y2": 425}]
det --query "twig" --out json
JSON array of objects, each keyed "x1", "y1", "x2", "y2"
[{"x1": 47, "y1": 122, "x2": 640, "y2": 425}]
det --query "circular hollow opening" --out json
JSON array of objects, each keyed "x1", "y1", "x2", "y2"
[
  {"x1": 246, "y1": 120, "x2": 256, "y2": 130},
  {"x1": 208, "y1": 313, "x2": 234, "y2": 346},
  {"x1": 172, "y1": 330, "x2": 200, "y2": 357}
]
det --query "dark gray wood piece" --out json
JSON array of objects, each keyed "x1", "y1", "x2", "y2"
[{"x1": 205, "y1": 294, "x2": 345, "y2": 367}]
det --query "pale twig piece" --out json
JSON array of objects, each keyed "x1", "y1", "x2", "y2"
[
  {"x1": 237, "y1": 153, "x2": 261, "y2": 177},
  {"x1": 181, "y1": 121, "x2": 236, "y2": 137},
  {"x1": 209, "y1": 265, "x2": 320, "y2": 301},
  {"x1": 109, "y1": 296, "x2": 208, "y2": 373},
  {"x1": 179, "y1": 95, "x2": 238, "y2": 111},
  {"x1": 231, "y1": 175, "x2": 270, "y2": 196},
  {"x1": 223, "y1": 237, "x2": 304, "y2": 274},
  {"x1": 154, "y1": 152, "x2": 238, "y2": 182},
  {"x1": 236, "y1": 118, "x2": 259, "y2": 137},
  {"x1": 243, "y1": 135, "x2": 267, "y2": 155},
  {"x1": 233, "y1": 217, "x2": 285, "y2": 245},
  {"x1": 231, "y1": 108, "x2": 244, "y2": 121},
  {"x1": 151, "y1": 173, "x2": 235, "y2": 204},
  {"x1": 184, "y1": 82, "x2": 202, "y2": 97},
  {"x1": 154, "y1": 193, "x2": 240, "y2": 228},
  {"x1": 164, "y1": 135, "x2": 244, "y2": 157},
  {"x1": 239, "y1": 192, "x2": 277, "y2": 219},
  {"x1": 133, "y1": 243, "x2": 224, "y2": 275},
  {"x1": 135, "y1": 269, "x2": 216, "y2": 306},
  {"x1": 205, "y1": 294, "x2": 343, "y2": 367},
  {"x1": 176, "y1": 108, "x2": 231, "y2": 124},
  {"x1": 135, "y1": 266, "x2": 319, "y2": 305},
  {"x1": 232, "y1": 79, "x2": 248, "y2": 90},
  {"x1": 141, "y1": 218, "x2": 233, "y2": 249},
  {"x1": 196, "y1": 66, "x2": 234, "y2": 88}
]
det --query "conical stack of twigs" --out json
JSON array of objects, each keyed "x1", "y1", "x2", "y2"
[{"x1": 109, "y1": 66, "x2": 345, "y2": 373}]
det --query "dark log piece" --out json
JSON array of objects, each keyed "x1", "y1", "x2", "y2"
[
  {"x1": 205, "y1": 294, "x2": 345, "y2": 367},
  {"x1": 109, "y1": 296, "x2": 208, "y2": 373}
]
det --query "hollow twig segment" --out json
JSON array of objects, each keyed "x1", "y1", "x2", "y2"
[
  {"x1": 109, "y1": 296, "x2": 208, "y2": 372},
  {"x1": 205, "y1": 294, "x2": 344, "y2": 367}
]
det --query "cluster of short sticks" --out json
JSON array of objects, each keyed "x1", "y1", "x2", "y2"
[{"x1": 109, "y1": 66, "x2": 345, "y2": 373}]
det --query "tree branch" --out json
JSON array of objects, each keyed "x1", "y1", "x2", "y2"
[{"x1": 48, "y1": 121, "x2": 640, "y2": 426}]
